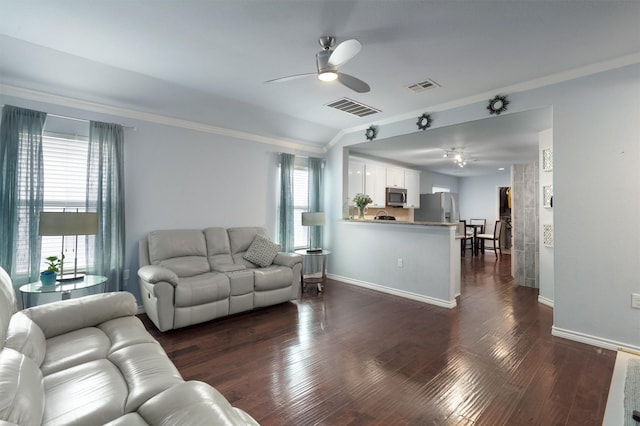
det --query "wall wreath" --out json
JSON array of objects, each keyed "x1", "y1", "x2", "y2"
[
  {"x1": 365, "y1": 125, "x2": 377, "y2": 141},
  {"x1": 416, "y1": 113, "x2": 432, "y2": 130},
  {"x1": 487, "y1": 95, "x2": 509, "y2": 115}
]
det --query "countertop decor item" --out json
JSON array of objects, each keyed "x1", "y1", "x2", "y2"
[{"x1": 353, "y1": 193, "x2": 372, "y2": 219}]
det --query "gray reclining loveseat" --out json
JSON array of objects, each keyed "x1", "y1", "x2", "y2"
[{"x1": 138, "y1": 227, "x2": 302, "y2": 332}]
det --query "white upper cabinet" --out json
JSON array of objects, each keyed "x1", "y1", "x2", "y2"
[
  {"x1": 348, "y1": 159, "x2": 364, "y2": 204},
  {"x1": 386, "y1": 167, "x2": 405, "y2": 188},
  {"x1": 404, "y1": 170, "x2": 421, "y2": 208},
  {"x1": 365, "y1": 162, "x2": 386, "y2": 208},
  {"x1": 349, "y1": 156, "x2": 420, "y2": 209}
]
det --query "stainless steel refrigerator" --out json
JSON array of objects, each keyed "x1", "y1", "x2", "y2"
[{"x1": 414, "y1": 193, "x2": 460, "y2": 223}]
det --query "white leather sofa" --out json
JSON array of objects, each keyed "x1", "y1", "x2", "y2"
[
  {"x1": 138, "y1": 227, "x2": 302, "y2": 332},
  {"x1": 0, "y1": 267, "x2": 258, "y2": 426}
]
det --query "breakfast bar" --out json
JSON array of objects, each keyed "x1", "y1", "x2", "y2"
[{"x1": 330, "y1": 219, "x2": 461, "y2": 309}]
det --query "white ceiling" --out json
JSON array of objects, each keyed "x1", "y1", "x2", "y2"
[
  {"x1": 349, "y1": 107, "x2": 552, "y2": 176},
  {"x1": 1, "y1": 1, "x2": 639, "y2": 175}
]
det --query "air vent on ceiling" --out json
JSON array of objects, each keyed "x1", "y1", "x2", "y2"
[
  {"x1": 326, "y1": 98, "x2": 381, "y2": 117},
  {"x1": 407, "y1": 78, "x2": 440, "y2": 93}
]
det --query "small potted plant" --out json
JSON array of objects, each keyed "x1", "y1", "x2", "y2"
[{"x1": 40, "y1": 254, "x2": 64, "y2": 286}]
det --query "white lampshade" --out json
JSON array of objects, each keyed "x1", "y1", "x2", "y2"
[
  {"x1": 39, "y1": 212, "x2": 98, "y2": 236},
  {"x1": 301, "y1": 212, "x2": 325, "y2": 227}
]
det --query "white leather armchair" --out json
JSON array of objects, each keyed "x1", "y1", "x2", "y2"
[{"x1": 0, "y1": 267, "x2": 258, "y2": 425}]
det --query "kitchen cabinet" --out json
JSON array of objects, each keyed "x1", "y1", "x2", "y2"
[
  {"x1": 365, "y1": 163, "x2": 386, "y2": 208},
  {"x1": 386, "y1": 167, "x2": 405, "y2": 188},
  {"x1": 404, "y1": 170, "x2": 421, "y2": 208},
  {"x1": 348, "y1": 159, "x2": 364, "y2": 204}
]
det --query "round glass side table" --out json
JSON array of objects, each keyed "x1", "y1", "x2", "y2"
[
  {"x1": 19, "y1": 275, "x2": 107, "y2": 308},
  {"x1": 294, "y1": 249, "x2": 332, "y2": 293}
]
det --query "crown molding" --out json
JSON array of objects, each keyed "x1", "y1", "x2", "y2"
[
  {"x1": 326, "y1": 52, "x2": 640, "y2": 151},
  {"x1": 0, "y1": 84, "x2": 325, "y2": 155}
]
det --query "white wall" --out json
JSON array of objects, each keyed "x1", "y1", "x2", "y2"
[
  {"x1": 329, "y1": 222, "x2": 459, "y2": 308},
  {"x1": 325, "y1": 62, "x2": 640, "y2": 351},
  {"x1": 0, "y1": 93, "x2": 320, "y2": 303},
  {"x1": 551, "y1": 65, "x2": 640, "y2": 349},
  {"x1": 538, "y1": 129, "x2": 554, "y2": 306},
  {"x1": 419, "y1": 169, "x2": 460, "y2": 194},
  {"x1": 458, "y1": 171, "x2": 511, "y2": 234}
]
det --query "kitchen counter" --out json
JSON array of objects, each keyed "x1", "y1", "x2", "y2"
[
  {"x1": 331, "y1": 219, "x2": 461, "y2": 309},
  {"x1": 343, "y1": 218, "x2": 457, "y2": 227}
]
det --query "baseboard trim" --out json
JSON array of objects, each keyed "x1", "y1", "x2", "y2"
[
  {"x1": 136, "y1": 305, "x2": 146, "y2": 315},
  {"x1": 538, "y1": 296, "x2": 554, "y2": 308},
  {"x1": 552, "y1": 326, "x2": 640, "y2": 353},
  {"x1": 327, "y1": 273, "x2": 457, "y2": 309}
]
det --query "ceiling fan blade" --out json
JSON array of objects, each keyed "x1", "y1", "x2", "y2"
[
  {"x1": 337, "y1": 73, "x2": 370, "y2": 93},
  {"x1": 265, "y1": 72, "x2": 316, "y2": 84},
  {"x1": 328, "y1": 39, "x2": 361, "y2": 67}
]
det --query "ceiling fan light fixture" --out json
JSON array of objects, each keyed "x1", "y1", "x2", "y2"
[{"x1": 318, "y1": 71, "x2": 338, "y2": 82}]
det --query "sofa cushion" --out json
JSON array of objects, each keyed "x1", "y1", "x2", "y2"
[
  {"x1": 148, "y1": 229, "x2": 207, "y2": 262},
  {"x1": 0, "y1": 348, "x2": 45, "y2": 426},
  {"x1": 137, "y1": 381, "x2": 260, "y2": 426},
  {"x1": 228, "y1": 227, "x2": 270, "y2": 267},
  {"x1": 204, "y1": 227, "x2": 235, "y2": 268},
  {"x1": 243, "y1": 234, "x2": 281, "y2": 267},
  {"x1": 156, "y1": 256, "x2": 211, "y2": 278},
  {"x1": 174, "y1": 272, "x2": 231, "y2": 307},
  {"x1": 43, "y1": 359, "x2": 128, "y2": 425},
  {"x1": 103, "y1": 413, "x2": 149, "y2": 426},
  {"x1": 98, "y1": 316, "x2": 160, "y2": 353},
  {"x1": 148, "y1": 230, "x2": 210, "y2": 277},
  {"x1": 254, "y1": 266, "x2": 293, "y2": 291},
  {"x1": 108, "y1": 342, "x2": 183, "y2": 412},
  {"x1": 40, "y1": 327, "x2": 111, "y2": 376}
]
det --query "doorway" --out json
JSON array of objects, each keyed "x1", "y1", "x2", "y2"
[{"x1": 498, "y1": 186, "x2": 512, "y2": 253}]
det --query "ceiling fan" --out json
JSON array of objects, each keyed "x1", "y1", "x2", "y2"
[{"x1": 265, "y1": 36, "x2": 370, "y2": 93}]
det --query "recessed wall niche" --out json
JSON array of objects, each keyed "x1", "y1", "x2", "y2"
[{"x1": 542, "y1": 148, "x2": 553, "y2": 171}]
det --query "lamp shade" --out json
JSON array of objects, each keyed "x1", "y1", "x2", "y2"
[
  {"x1": 301, "y1": 212, "x2": 325, "y2": 226},
  {"x1": 38, "y1": 212, "x2": 99, "y2": 236}
]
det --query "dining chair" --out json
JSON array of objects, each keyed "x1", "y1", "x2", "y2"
[
  {"x1": 477, "y1": 220, "x2": 503, "y2": 257},
  {"x1": 458, "y1": 220, "x2": 474, "y2": 256},
  {"x1": 467, "y1": 219, "x2": 486, "y2": 255}
]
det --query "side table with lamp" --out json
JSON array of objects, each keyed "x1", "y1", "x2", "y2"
[
  {"x1": 25, "y1": 210, "x2": 106, "y2": 307},
  {"x1": 299, "y1": 212, "x2": 330, "y2": 292}
]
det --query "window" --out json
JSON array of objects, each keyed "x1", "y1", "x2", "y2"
[
  {"x1": 292, "y1": 158, "x2": 309, "y2": 249},
  {"x1": 432, "y1": 185, "x2": 450, "y2": 193},
  {"x1": 15, "y1": 131, "x2": 94, "y2": 275}
]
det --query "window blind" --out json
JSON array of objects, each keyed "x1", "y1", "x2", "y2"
[
  {"x1": 293, "y1": 159, "x2": 309, "y2": 249},
  {"x1": 39, "y1": 133, "x2": 93, "y2": 273}
]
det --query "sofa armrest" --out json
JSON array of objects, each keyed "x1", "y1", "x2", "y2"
[
  {"x1": 273, "y1": 252, "x2": 302, "y2": 268},
  {"x1": 23, "y1": 292, "x2": 137, "y2": 339},
  {"x1": 212, "y1": 264, "x2": 247, "y2": 273},
  {"x1": 138, "y1": 265, "x2": 179, "y2": 287}
]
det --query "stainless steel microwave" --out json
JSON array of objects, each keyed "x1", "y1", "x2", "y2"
[{"x1": 386, "y1": 187, "x2": 407, "y2": 207}]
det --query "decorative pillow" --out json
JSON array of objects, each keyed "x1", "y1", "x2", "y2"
[{"x1": 243, "y1": 235, "x2": 280, "y2": 267}]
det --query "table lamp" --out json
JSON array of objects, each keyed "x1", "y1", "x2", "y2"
[
  {"x1": 38, "y1": 211, "x2": 99, "y2": 281},
  {"x1": 301, "y1": 212, "x2": 325, "y2": 253}
]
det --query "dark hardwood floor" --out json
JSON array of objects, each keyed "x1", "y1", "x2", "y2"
[{"x1": 140, "y1": 254, "x2": 616, "y2": 425}]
